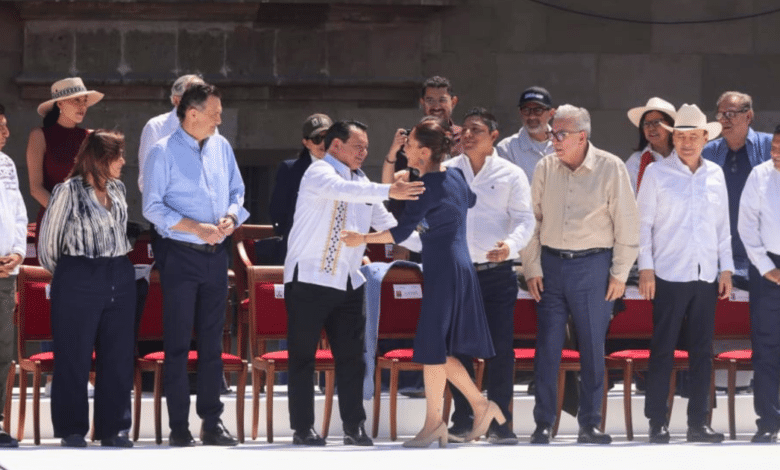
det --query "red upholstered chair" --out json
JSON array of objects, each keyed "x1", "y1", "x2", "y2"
[
  {"x1": 22, "y1": 223, "x2": 39, "y2": 266},
  {"x1": 601, "y1": 289, "x2": 689, "y2": 440},
  {"x1": 15, "y1": 265, "x2": 96, "y2": 444},
  {"x1": 132, "y1": 270, "x2": 247, "y2": 444},
  {"x1": 711, "y1": 293, "x2": 752, "y2": 440},
  {"x1": 364, "y1": 243, "x2": 394, "y2": 263},
  {"x1": 511, "y1": 290, "x2": 580, "y2": 437},
  {"x1": 247, "y1": 266, "x2": 335, "y2": 443},
  {"x1": 126, "y1": 230, "x2": 155, "y2": 265}
]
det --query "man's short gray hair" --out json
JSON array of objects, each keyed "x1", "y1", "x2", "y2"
[
  {"x1": 717, "y1": 91, "x2": 753, "y2": 111},
  {"x1": 554, "y1": 104, "x2": 591, "y2": 138},
  {"x1": 170, "y1": 74, "x2": 204, "y2": 105}
]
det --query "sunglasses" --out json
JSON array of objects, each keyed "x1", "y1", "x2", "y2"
[{"x1": 308, "y1": 133, "x2": 326, "y2": 145}]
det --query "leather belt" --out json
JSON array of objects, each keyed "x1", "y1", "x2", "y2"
[
  {"x1": 168, "y1": 238, "x2": 225, "y2": 254},
  {"x1": 473, "y1": 260, "x2": 512, "y2": 272},
  {"x1": 543, "y1": 246, "x2": 609, "y2": 260}
]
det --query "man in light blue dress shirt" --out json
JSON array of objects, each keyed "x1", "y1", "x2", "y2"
[{"x1": 143, "y1": 83, "x2": 249, "y2": 447}]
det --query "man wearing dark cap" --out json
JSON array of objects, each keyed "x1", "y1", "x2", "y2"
[
  {"x1": 269, "y1": 113, "x2": 333, "y2": 263},
  {"x1": 496, "y1": 86, "x2": 556, "y2": 184}
]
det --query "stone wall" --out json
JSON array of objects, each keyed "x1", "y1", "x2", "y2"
[{"x1": 1, "y1": 0, "x2": 778, "y2": 225}]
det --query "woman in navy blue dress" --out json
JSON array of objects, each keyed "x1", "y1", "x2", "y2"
[{"x1": 342, "y1": 117, "x2": 504, "y2": 447}]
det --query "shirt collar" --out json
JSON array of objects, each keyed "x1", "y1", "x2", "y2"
[
  {"x1": 323, "y1": 153, "x2": 365, "y2": 179},
  {"x1": 175, "y1": 125, "x2": 210, "y2": 152},
  {"x1": 579, "y1": 142, "x2": 597, "y2": 171},
  {"x1": 518, "y1": 125, "x2": 551, "y2": 150},
  {"x1": 669, "y1": 150, "x2": 703, "y2": 174}
]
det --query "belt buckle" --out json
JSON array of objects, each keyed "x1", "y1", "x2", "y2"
[{"x1": 562, "y1": 251, "x2": 575, "y2": 260}]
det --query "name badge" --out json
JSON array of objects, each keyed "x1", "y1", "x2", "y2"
[
  {"x1": 45, "y1": 284, "x2": 51, "y2": 300},
  {"x1": 26, "y1": 243, "x2": 36, "y2": 258},
  {"x1": 147, "y1": 243, "x2": 154, "y2": 259},
  {"x1": 517, "y1": 290, "x2": 534, "y2": 300},
  {"x1": 274, "y1": 284, "x2": 285, "y2": 299},
  {"x1": 393, "y1": 284, "x2": 422, "y2": 299},
  {"x1": 384, "y1": 244, "x2": 394, "y2": 259},
  {"x1": 729, "y1": 288, "x2": 749, "y2": 303}
]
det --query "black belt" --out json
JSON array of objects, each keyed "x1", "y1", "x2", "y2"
[
  {"x1": 543, "y1": 246, "x2": 609, "y2": 260},
  {"x1": 168, "y1": 238, "x2": 225, "y2": 254},
  {"x1": 473, "y1": 260, "x2": 512, "y2": 272}
]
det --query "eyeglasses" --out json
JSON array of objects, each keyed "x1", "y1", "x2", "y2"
[
  {"x1": 520, "y1": 106, "x2": 550, "y2": 117},
  {"x1": 715, "y1": 109, "x2": 749, "y2": 121},
  {"x1": 642, "y1": 119, "x2": 665, "y2": 129},
  {"x1": 308, "y1": 133, "x2": 326, "y2": 145},
  {"x1": 546, "y1": 129, "x2": 580, "y2": 142}
]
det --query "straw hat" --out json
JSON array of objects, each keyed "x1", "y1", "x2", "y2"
[
  {"x1": 659, "y1": 104, "x2": 721, "y2": 140},
  {"x1": 627, "y1": 97, "x2": 677, "y2": 127},
  {"x1": 37, "y1": 77, "x2": 104, "y2": 116}
]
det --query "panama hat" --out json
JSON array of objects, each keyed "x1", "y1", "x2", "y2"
[
  {"x1": 659, "y1": 103, "x2": 721, "y2": 140},
  {"x1": 37, "y1": 77, "x2": 104, "y2": 116},
  {"x1": 627, "y1": 97, "x2": 677, "y2": 127}
]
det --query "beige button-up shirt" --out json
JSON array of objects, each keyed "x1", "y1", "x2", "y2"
[{"x1": 523, "y1": 142, "x2": 639, "y2": 281}]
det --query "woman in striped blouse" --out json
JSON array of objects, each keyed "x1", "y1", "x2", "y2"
[{"x1": 38, "y1": 130, "x2": 136, "y2": 448}]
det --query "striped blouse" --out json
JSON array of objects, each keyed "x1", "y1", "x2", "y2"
[{"x1": 38, "y1": 176, "x2": 132, "y2": 273}]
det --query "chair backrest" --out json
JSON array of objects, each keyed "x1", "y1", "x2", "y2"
[
  {"x1": 246, "y1": 266, "x2": 287, "y2": 358},
  {"x1": 364, "y1": 243, "x2": 394, "y2": 263},
  {"x1": 15, "y1": 265, "x2": 53, "y2": 358},
  {"x1": 127, "y1": 230, "x2": 155, "y2": 265},
  {"x1": 714, "y1": 296, "x2": 751, "y2": 340},
  {"x1": 514, "y1": 290, "x2": 538, "y2": 339},
  {"x1": 376, "y1": 265, "x2": 424, "y2": 338},
  {"x1": 136, "y1": 270, "x2": 164, "y2": 341},
  {"x1": 232, "y1": 224, "x2": 275, "y2": 303},
  {"x1": 606, "y1": 288, "x2": 655, "y2": 339}
]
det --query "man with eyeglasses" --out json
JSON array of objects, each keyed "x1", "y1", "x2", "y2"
[
  {"x1": 702, "y1": 91, "x2": 771, "y2": 292},
  {"x1": 268, "y1": 113, "x2": 333, "y2": 263},
  {"x1": 496, "y1": 86, "x2": 556, "y2": 184},
  {"x1": 523, "y1": 104, "x2": 639, "y2": 445}
]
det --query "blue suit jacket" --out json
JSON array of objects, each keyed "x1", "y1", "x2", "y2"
[
  {"x1": 701, "y1": 127, "x2": 772, "y2": 168},
  {"x1": 269, "y1": 148, "x2": 312, "y2": 240}
]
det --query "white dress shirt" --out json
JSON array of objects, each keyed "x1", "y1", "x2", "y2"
[
  {"x1": 0, "y1": 152, "x2": 28, "y2": 275},
  {"x1": 495, "y1": 126, "x2": 553, "y2": 184},
  {"x1": 138, "y1": 109, "x2": 179, "y2": 192},
  {"x1": 284, "y1": 154, "x2": 397, "y2": 290},
  {"x1": 625, "y1": 145, "x2": 668, "y2": 194},
  {"x1": 442, "y1": 150, "x2": 535, "y2": 263},
  {"x1": 637, "y1": 152, "x2": 734, "y2": 282},
  {"x1": 738, "y1": 160, "x2": 780, "y2": 275}
]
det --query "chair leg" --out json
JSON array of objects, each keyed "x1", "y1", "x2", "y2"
[
  {"x1": 16, "y1": 370, "x2": 26, "y2": 442},
  {"x1": 622, "y1": 361, "x2": 634, "y2": 441},
  {"x1": 321, "y1": 370, "x2": 335, "y2": 439},
  {"x1": 552, "y1": 368, "x2": 565, "y2": 437},
  {"x1": 32, "y1": 369, "x2": 41, "y2": 445},
  {"x1": 372, "y1": 362, "x2": 382, "y2": 438},
  {"x1": 600, "y1": 367, "x2": 608, "y2": 433},
  {"x1": 727, "y1": 361, "x2": 737, "y2": 440},
  {"x1": 265, "y1": 363, "x2": 275, "y2": 443},
  {"x1": 236, "y1": 363, "x2": 247, "y2": 443},
  {"x1": 389, "y1": 361, "x2": 399, "y2": 441},
  {"x1": 153, "y1": 361, "x2": 163, "y2": 445},
  {"x1": 133, "y1": 367, "x2": 142, "y2": 441},
  {"x1": 4, "y1": 362, "x2": 14, "y2": 434},
  {"x1": 251, "y1": 366, "x2": 260, "y2": 440}
]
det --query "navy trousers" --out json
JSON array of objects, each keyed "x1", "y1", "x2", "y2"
[
  {"x1": 50, "y1": 255, "x2": 136, "y2": 439},
  {"x1": 644, "y1": 277, "x2": 718, "y2": 427},
  {"x1": 158, "y1": 239, "x2": 228, "y2": 433},
  {"x1": 534, "y1": 249, "x2": 613, "y2": 428},
  {"x1": 285, "y1": 275, "x2": 367, "y2": 432},
  {"x1": 750, "y1": 253, "x2": 780, "y2": 432},
  {"x1": 450, "y1": 264, "x2": 518, "y2": 427}
]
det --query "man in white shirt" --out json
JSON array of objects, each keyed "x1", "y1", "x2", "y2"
[
  {"x1": 283, "y1": 120, "x2": 424, "y2": 446},
  {"x1": 637, "y1": 104, "x2": 733, "y2": 444},
  {"x1": 737, "y1": 125, "x2": 780, "y2": 443},
  {"x1": 496, "y1": 86, "x2": 555, "y2": 184},
  {"x1": 442, "y1": 108, "x2": 535, "y2": 445},
  {"x1": 0, "y1": 105, "x2": 24, "y2": 448},
  {"x1": 137, "y1": 74, "x2": 206, "y2": 192}
]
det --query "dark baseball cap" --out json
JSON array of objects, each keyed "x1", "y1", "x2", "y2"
[
  {"x1": 302, "y1": 113, "x2": 333, "y2": 139},
  {"x1": 518, "y1": 87, "x2": 552, "y2": 108}
]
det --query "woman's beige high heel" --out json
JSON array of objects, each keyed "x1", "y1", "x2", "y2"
[
  {"x1": 464, "y1": 401, "x2": 505, "y2": 442},
  {"x1": 402, "y1": 422, "x2": 448, "y2": 448}
]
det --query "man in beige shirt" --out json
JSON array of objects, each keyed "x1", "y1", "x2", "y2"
[{"x1": 524, "y1": 104, "x2": 639, "y2": 445}]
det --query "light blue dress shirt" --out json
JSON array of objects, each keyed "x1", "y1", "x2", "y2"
[{"x1": 142, "y1": 126, "x2": 249, "y2": 244}]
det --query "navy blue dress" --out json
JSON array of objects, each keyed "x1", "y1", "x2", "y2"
[{"x1": 389, "y1": 168, "x2": 495, "y2": 364}]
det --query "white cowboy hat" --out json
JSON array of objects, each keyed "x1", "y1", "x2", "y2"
[
  {"x1": 627, "y1": 97, "x2": 677, "y2": 128},
  {"x1": 660, "y1": 103, "x2": 721, "y2": 140},
  {"x1": 37, "y1": 77, "x2": 104, "y2": 116}
]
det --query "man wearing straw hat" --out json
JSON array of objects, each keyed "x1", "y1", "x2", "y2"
[{"x1": 637, "y1": 104, "x2": 733, "y2": 444}]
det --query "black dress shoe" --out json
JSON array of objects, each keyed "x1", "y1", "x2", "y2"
[
  {"x1": 686, "y1": 425, "x2": 724, "y2": 443},
  {"x1": 577, "y1": 426, "x2": 612, "y2": 444},
  {"x1": 169, "y1": 428, "x2": 196, "y2": 447},
  {"x1": 203, "y1": 421, "x2": 238, "y2": 446},
  {"x1": 649, "y1": 424, "x2": 670, "y2": 444},
  {"x1": 530, "y1": 423, "x2": 551, "y2": 444},
  {"x1": 487, "y1": 422, "x2": 518, "y2": 445},
  {"x1": 61, "y1": 434, "x2": 87, "y2": 448},
  {"x1": 343, "y1": 423, "x2": 373, "y2": 446},
  {"x1": 101, "y1": 430, "x2": 134, "y2": 448},
  {"x1": 0, "y1": 430, "x2": 18, "y2": 448},
  {"x1": 447, "y1": 422, "x2": 471, "y2": 443},
  {"x1": 293, "y1": 428, "x2": 326, "y2": 446},
  {"x1": 751, "y1": 428, "x2": 778, "y2": 443}
]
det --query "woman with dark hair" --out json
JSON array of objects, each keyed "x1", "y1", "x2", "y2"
[
  {"x1": 625, "y1": 97, "x2": 677, "y2": 193},
  {"x1": 26, "y1": 77, "x2": 103, "y2": 242},
  {"x1": 38, "y1": 130, "x2": 136, "y2": 448},
  {"x1": 341, "y1": 117, "x2": 502, "y2": 448}
]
